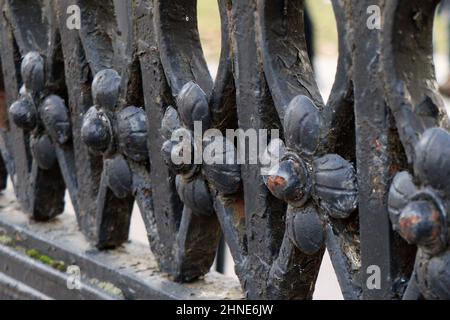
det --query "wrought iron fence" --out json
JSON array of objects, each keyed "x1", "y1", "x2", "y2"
[{"x1": 0, "y1": 0, "x2": 448, "y2": 300}]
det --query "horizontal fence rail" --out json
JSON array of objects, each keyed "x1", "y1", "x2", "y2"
[{"x1": 0, "y1": 0, "x2": 448, "y2": 300}]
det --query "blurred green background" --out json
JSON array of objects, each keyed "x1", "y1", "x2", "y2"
[{"x1": 197, "y1": 0, "x2": 449, "y2": 65}]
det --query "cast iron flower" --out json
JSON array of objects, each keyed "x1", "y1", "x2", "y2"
[
  {"x1": 161, "y1": 81, "x2": 241, "y2": 216},
  {"x1": 262, "y1": 95, "x2": 358, "y2": 254},
  {"x1": 81, "y1": 69, "x2": 148, "y2": 199},
  {"x1": 9, "y1": 52, "x2": 71, "y2": 171}
]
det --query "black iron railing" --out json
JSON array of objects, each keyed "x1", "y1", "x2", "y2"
[{"x1": 0, "y1": 0, "x2": 448, "y2": 300}]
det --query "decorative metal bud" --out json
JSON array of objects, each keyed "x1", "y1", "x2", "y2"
[
  {"x1": 388, "y1": 171, "x2": 418, "y2": 231},
  {"x1": 117, "y1": 106, "x2": 148, "y2": 162},
  {"x1": 176, "y1": 81, "x2": 211, "y2": 130},
  {"x1": 202, "y1": 136, "x2": 241, "y2": 195},
  {"x1": 161, "y1": 106, "x2": 181, "y2": 140},
  {"x1": 9, "y1": 98, "x2": 37, "y2": 130},
  {"x1": 40, "y1": 95, "x2": 71, "y2": 144},
  {"x1": 287, "y1": 206, "x2": 324, "y2": 255},
  {"x1": 264, "y1": 154, "x2": 311, "y2": 207},
  {"x1": 21, "y1": 52, "x2": 45, "y2": 94},
  {"x1": 415, "y1": 127, "x2": 450, "y2": 194},
  {"x1": 30, "y1": 135, "x2": 56, "y2": 170},
  {"x1": 105, "y1": 155, "x2": 132, "y2": 199},
  {"x1": 398, "y1": 200, "x2": 446, "y2": 255},
  {"x1": 81, "y1": 107, "x2": 112, "y2": 153},
  {"x1": 175, "y1": 175, "x2": 214, "y2": 216},
  {"x1": 92, "y1": 69, "x2": 121, "y2": 110},
  {"x1": 312, "y1": 154, "x2": 358, "y2": 219},
  {"x1": 284, "y1": 95, "x2": 322, "y2": 156}
]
